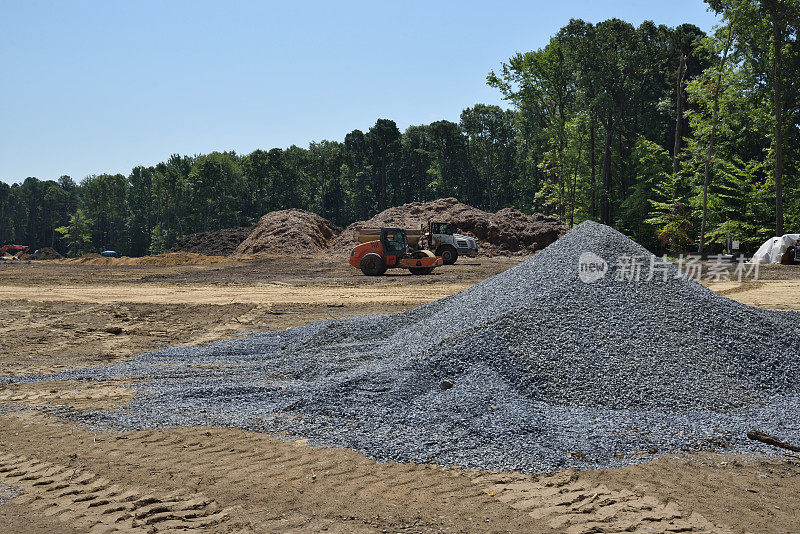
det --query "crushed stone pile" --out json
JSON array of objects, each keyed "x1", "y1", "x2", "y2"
[
  {"x1": 168, "y1": 226, "x2": 255, "y2": 256},
  {"x1": 333, "y1": 197, "x2": 568, "y2": 254},
  {"x1": 28, "y1": 247, "x2": 63, "y2": 260},
  {"x1": 13, "y1": 221, "x2": 800, "y2": 472},
  {"x1": 235, "y1": 209, "x2": 341, "y2": 255}
]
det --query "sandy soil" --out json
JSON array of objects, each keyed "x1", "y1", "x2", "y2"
[{"x1": 1, "y1": 254, "x2": 799, "y2": 533}]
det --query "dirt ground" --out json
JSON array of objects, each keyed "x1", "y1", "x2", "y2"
[{"x1": 1, "y1": 255, "x2": 800, "y2": 533}]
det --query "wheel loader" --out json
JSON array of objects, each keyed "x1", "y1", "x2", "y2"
[
  {"x1": 349, "y1": 227, "x2": 442, "y2": 276},
  {"x1": 417, "y1": 220, "x2": 478, "y2": 265}
]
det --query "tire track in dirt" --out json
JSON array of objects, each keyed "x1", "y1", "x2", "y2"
[
  {"x1": 0, "y1": 412, "x2": 544, "y2": 532},
  {"x1": 0, "y1": 381, "x2": 134, "y2": 410},
  {"x1": 473, "y1": 470, "x2": 732, "y2": 533},
  {"x1": 102, "y1": 429, "x2": 513, "y2": 531},
  {"x1": 0, "y1": 454, "x2": 232, "y2": 533}
]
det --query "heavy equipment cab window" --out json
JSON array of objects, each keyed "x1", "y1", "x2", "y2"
[
  {"x1": 432, "y1": 222, "x2": 452, "y2": 235},
  {"x1": 384, "y1": 232, "x2": 407, "y2": 253}
]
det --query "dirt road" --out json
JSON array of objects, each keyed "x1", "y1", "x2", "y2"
[
  {"x1": 1, "y1": 255, "x2": 799, "y2": 533},
  {"x1": 0, "y1": 256, "x2": 517, "y2": 375}
]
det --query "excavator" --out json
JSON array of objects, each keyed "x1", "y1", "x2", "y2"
[
  {"x1": 0, "y1": 245, "x2": 30, "y2": 259},
  {"x1": 349, "y1": 227, "x2": 442, "y2": 276}
]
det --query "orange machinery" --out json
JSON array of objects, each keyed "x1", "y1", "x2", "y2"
[
  {"x1": 349, "y1": 227, "x2": 442, "y2": 276},
  {"x1": 0, "y1": 245, "x2": 30, "y2": 259}
]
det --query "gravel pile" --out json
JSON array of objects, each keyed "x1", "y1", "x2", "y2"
[{"x1": 13, "y1": 221, "x2": 800, "y2": 472}]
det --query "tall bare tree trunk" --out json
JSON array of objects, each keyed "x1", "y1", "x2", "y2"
[
  {"x1": 569, "y1": 126, "x2": 585, "y2": 227},
  {"x1": 486, "y1": 142, "x2": 493, "y2": 212},
  {"x1": 699, "y1": 24, "x2": 735, "y2": 255},
  {"x1": 601, "y1": 115, "x2": 613, "y2": 225},
  {"x1": 590, "y1": 115, "x2": 597, "y2": 218},
  {"x1": 320, "y1": 174, "x2": 326, "y2": 218},
  {"x1": 378, "y1": 164, "x2": 386, "y2": 211},
  {"x1": 673, "y1": 54, "x2": 686, "y2": 176},
  {"x1": 771, "y1": 7, "x2": 785, "y2": 236}
]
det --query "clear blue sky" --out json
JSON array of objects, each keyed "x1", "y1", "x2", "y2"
[{"x1": 0, "y1": 0, "x2": 719, "y2": 184}]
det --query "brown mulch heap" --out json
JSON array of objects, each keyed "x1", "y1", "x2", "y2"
[
  {"x1": 168, "y1": 226, "x2": 256, "y2": 256},
  {"x1": 28, "y1": 247, "x2": 63, "y2": 260},
  {"x1": 333, "y1": 197, "x2": 569, "y2": 255},
  {"x1": 235, "y1": 209, "x2": 342, "y2": 255}
]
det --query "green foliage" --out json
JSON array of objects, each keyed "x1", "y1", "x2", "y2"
[
  {"x1": 622, "y1": 137, "x2": 671, "y2": 245},
  {"x1": 629, "y1": 137, "x2": 693, "y2": 253},
  {"x1": 55, "y1": 209, "x2": 94, "y2": 257},
  {"x1": 461, "y1": 104, "x2": 518, "y2": 211},
  {"x1": 646, "y1": 172, "x2": 694, "y2": 254}
]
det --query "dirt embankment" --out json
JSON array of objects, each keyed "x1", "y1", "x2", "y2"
[
  {"x1": 235, "y1": 208, "x2": 341, "y2": 255},
  {"x1": 56, "y1": 252, "x2": 235, "y2": 266},
  {"x1": 333, "y1": 198, "x2": 569, "y2": 254}
]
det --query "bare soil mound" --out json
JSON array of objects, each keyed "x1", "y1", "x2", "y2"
[
  {"x1": 28, "y1": 247, "x2": 63, "y2": 260},
  {"x1": 235, "y1": 209, "x2": 341, "y2": 255},
  {"x1": 58, "y1": 252, "x2": 233, "y2": 266},
  {"x1": 168, "y1": 226, "x2": 255, "y2": 256},
  {"x1": 333, "y1": 198, "x2": 568, "y2": 254}
]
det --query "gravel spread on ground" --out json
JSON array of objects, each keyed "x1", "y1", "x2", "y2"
[
  {"x1": 0, "y1": 482, "x2": 22, "y2": 507},
  {"x1": 7, "y1": 221, "x2": 800, "y2": 472}
]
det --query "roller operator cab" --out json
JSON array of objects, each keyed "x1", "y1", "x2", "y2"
[{"x1": 349, "y1": 227, "x2": 443, "y2": 276}]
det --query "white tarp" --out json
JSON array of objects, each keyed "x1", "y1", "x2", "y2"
[{"x1": 752, "y1": 234, "x2": 800, "y2": 264}]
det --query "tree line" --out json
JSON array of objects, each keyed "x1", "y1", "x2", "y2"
[
  {"x1": 0, "y1": 111, "x2": 517, "y2": 257},
  {"x1": 2, "y1": 2, "x2": 798, "y2": 257}
]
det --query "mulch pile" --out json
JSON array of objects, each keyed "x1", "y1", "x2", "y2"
[
  {"x1": 235, "y1": 209, "x2": 342, "y2": 255},
  {"x1": 28, "y1": 247, "x2": 63, "y2": 260},
  {"x1": 333, "y1": 198, "x2": 568, "y2": 254},
  {"x1": 168, "y1": 226, "x2": 255, "y2": 256},
  {"x1": 152, "y1": 200, "x2": 569, "y2": 259}
]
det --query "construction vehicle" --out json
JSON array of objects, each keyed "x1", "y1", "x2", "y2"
[
  {"x1": 349, "y1": 227, "x2": 442, "y2": 276},
  {"x1": 0, "y1": 244, "x2": 30, "y2": 259},
  {"x1": 418, "y1": 220, "x2": 478, "y2": 265},
  {"x1": 354, "y1": 219, "x2": 478, "y2": 265}
]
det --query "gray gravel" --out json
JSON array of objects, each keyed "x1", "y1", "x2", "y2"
[
  {"x1": 8, "y1": 221, "x2": 800, "y2": 472},
  {"x1": 0, "y1": 482, "x2": 22, "y2": 507}
]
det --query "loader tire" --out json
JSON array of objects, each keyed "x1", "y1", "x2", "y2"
[
  {"x1": 360, "y1": 253, "x2": 386, "y2": 276},
  {"x1": 436, "y1": 245, "x2": 458, "y2": 265}
]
